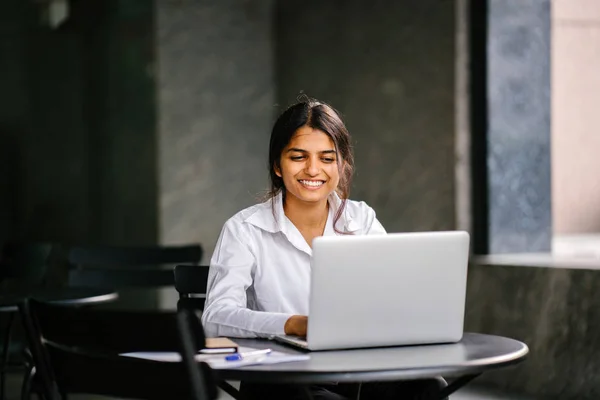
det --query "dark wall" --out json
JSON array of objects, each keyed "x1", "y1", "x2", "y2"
[
  {"x1": 0, "y1": 0, "x2": 28, "y2": 245},
  {"x1": 276, "y1": 1, "x2": 457, "y2": 232},
  {"x1": 0, "y1": 0, "x2": 89, "y2": 245},
  {"x1": 0, "y1": 0, "x2": 157, "y2": 247},
  {"x1": 84, "y1": 0, "x2": 157, "y2": 245}
]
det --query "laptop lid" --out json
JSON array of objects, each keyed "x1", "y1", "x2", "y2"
[{"x1": 306, "y1": 231, "x2": 470, "y2": 351}]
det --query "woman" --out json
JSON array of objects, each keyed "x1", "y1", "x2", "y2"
[{"x1": 202, "y1": 98, "x2": 447, "y2": 399}]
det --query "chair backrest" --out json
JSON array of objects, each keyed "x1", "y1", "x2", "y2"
[
  {"x1": 173, "y1": 265, "x2": 210, "y2": 311},
  {"x1": 18, "y1": 299, "x2": 217, "y2": 400},
  {"x1": 68, "y1": 244, "x2": 202, "y2": 267},
  {"x1": 0, "y1": 242, "x2": 52, "y2": 285},
  {"x1": 67, "y1": 268, "x2": 176, "y2": 288},
  {"x1": 66, "y1": 244, "x2": 202, "y2": 289}
]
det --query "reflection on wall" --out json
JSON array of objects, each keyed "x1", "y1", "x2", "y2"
[{"x1": 156, "y1": 0, "x2": 276, "y2": 259}]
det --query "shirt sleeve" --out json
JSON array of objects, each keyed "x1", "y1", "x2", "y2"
[
  {"x1": 201, "y1": 220, "x2": 292, "y2": 338},
  {"x1": 365, "y1": 205, "x2": 387, "y2": 235}
]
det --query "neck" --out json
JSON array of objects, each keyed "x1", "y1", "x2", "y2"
[{"x1": 283, "y1": 194, "x2": 329, "y2": 230}]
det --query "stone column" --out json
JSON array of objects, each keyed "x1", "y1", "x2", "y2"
[{"x1": 486, "y1": 0, "x2": 552, "y2": 253}]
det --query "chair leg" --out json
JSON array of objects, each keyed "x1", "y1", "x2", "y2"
[
  {"x1": 1, "y1": 313, "x2": 15, "y2": 400},
  {"x1": 433, "y1": 374, "x2": 481, "y2": 400},
  {"x1": 218, "y1": 381, "x2": 241, "y2": 399},
  {"x1": 21, "y1": 350, "x2": 46, "y2": 400},
  {"x1": 20, "y1": 365, "x2": 35, "y2": 400}
]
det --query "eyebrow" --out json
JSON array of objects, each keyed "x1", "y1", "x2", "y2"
[{"x1": 287, "y1": 148, "x2": 337, "y2": 154}]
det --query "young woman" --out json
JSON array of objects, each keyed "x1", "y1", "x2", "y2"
[{"x1": 202, "y1": 98, "x2": 447, "y2": 400}]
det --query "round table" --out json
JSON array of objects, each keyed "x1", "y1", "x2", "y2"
[
  {"x1": 0, "y1": 286, "x2": 119, "y2": 312},
  {"x1": 214, "y1": 333, "x2": 528, "y2": 398}
]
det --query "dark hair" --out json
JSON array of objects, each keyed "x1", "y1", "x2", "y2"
[{"x1": 268, "y1": 97, "x2": 354, "y2": 234}]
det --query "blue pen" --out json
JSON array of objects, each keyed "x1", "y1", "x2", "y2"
[{"x1": 225, "y1": 349, "x2": 272, "y2": 361}]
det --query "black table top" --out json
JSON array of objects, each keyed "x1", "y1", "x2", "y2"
[
  {"x1": 0, "y1": 286, "x2": 119, "y2": 312},
  {"x1": 214, "y1": 333, "x2": 528, "y2": 384}
]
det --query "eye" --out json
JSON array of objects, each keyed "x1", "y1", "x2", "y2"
[
  {"x1": 290, "y1": 155, "x2": 305, "y2": 161},
  {"x1": 322, "y1": 157, "x2": 335, "y2": 163}
]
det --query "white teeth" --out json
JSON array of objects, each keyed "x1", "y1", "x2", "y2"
[{"x1": 300, "y1": 180, "x2": 324, "y2": 187}]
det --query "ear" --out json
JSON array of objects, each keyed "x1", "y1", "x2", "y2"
[{"x1": 274, "y1": 164, "x2": 282, "y2": 178}]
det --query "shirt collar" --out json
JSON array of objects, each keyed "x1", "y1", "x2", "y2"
[{"x1": 244, "y1": 191, "x2": 359, "y2": 234}]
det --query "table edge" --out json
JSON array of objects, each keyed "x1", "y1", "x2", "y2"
[
  {"x1": 0, "y1": 290, "x2": 119, "y2": 311},
  {"x1": 48, "y1": 291, "x2": 119, "y2": 306},
  {"x1": 215, "y1": 339, "x2": 529, "y2": 384}
]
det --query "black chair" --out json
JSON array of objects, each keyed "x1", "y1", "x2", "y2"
[
  {"x1": 174, "y1": 264, "x2": 210, "y2": 311},
  {"x1": 69, "y1": 244, "x2": 202, "y2": 266},
  {"x1": 177, "y1": 310, "x2": 217, "y2": 400},
  {"x1": 18, "y1": 299, "x2": 218, "y2": 400},
  {"x1": 0, "y1": 242, "x2": 52, "y2": 400},
  {"x1": 67, "y1": 244, "x2": 202, "y2": 289},
  {"x1": 174, "y1": 265, "x2": 241, "y2": 399}
]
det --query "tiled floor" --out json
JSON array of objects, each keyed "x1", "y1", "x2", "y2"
[{"x1": 3, "y1": 371, "x2": 538, "y2": 400}]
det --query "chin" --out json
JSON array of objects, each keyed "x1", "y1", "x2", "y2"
[
  {"x1": 299, "y1": 195, "x2": 328, "y2": 203},
  {"x1": 297, "y1": 190, "x2": 332, "y2": 203},
  {"x1": 287, "y1": 188, "x2": 330, "y2": 204}
]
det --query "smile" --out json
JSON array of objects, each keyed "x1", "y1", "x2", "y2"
[{"x1": 298, "y1": 179, "x2": 325, "y2": 188}]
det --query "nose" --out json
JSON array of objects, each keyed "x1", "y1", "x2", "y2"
[{"x1": 305, "y1": 157, "x2": 320, "y2": 176}]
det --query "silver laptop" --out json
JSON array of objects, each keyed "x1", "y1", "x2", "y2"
[{"x1": 274, "y1": 231, "x2": 470, "y2": 351}]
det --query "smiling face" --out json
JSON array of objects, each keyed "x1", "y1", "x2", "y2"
[{"x1": 275, "y1": 125, "x2": 341, "y2": 207}]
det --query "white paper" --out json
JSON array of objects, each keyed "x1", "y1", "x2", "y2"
[{"x1": 120, "y1": 346, "x2": 310, "y2": 369}]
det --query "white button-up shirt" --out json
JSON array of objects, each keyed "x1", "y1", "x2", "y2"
[{"x1": 201, "y1": 192, "x2": 386, "y2": 338}]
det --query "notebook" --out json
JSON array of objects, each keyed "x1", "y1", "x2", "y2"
[{"x1": 201, "y1": 337, "x2": 238, "y2": 354}]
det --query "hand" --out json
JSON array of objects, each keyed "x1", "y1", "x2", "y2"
[{"x1": 284, "y1": 315, "x2": 308, "y2": 337}]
